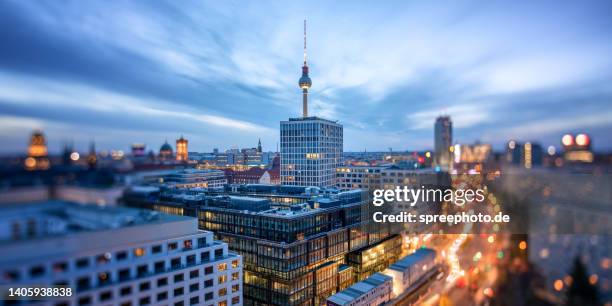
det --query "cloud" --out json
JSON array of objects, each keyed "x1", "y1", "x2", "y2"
[
  {"x1": 406, "y1": 104, "x2": 492, "y2": 130},
  {"x1": 1, "y1": 0, "x2": 612, "y2": 152}
]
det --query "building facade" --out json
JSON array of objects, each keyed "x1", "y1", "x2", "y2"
[
  {"x1": 0, "y1": 201, "x2": 243, "y2": 306},
  {"x1": 280, "y1": 117, "x2": 343, "y2": 187},
  {"x1": 434, "y1": 116, "x2": 452, "y2": 169},
  {"x1": 123, "y1": 185, "x2": 401, "y2": 306},
  {"x1": 176, "y1": 136, "x2": 189, "y2": 162}
]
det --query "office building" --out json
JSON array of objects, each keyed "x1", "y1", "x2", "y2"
[
  {"x1": 280, "y1": 21, "x2": 343, "y2": 187},
  {"x1": 0, "y1": 201, "x2": 243, "y2": 306},
  {"x1": 434, "y1": 116, "x2": 452, "y2": 169},
  {"x1": 123, "y1": 185, "x2": 401, "y2": 306}
]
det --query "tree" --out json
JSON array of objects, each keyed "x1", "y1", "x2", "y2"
[{"x1": 566, "y1": 256, "x2": 599, "y2": 306}]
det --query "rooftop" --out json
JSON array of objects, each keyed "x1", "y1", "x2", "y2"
[
  {"x1": 327, "y1": 272, "x2": 392, "y2": 305},
  {"x1": 0, "y1": 201, "x2": 190, "y2": 243}
]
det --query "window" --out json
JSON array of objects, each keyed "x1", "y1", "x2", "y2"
[
  {"x1": 200, "y1": 251, "x2": 210, "y2": 262},
  {"x1": 120, "y1": 302, "x2": 132, "y2": 306},
  {"x1": 99, "y1": 291, "x2": 112, "y2": 301},
  {"x1": 231, "y1": 260, "x2": 239, "y2": 269},
  {"x1": 186, "y1": 255, "x2": 196, "y2": 266},
  {"x1": 173, "y1": 287, "x2": 184, "y2": 297},
  {"x1": 137, "y1": 265, "x2": 148, "y2": 277},
  {"x1": 120, "y1": 286, "x2": 132, "y2": 296},
  {"x1": 152, "y1": 245, "x2": 162, "y2": 254},
  {"x1": 231, "y1": 272, "x2": 239, "y2": 281},
  {"x1": 30, "y1": 265, "x2": 45, "y2": 277},
  {"x1": 155, "y1": 261, "x2": 165, "y2": 273},
  {"x1": 204, "y1": 292, "x2": 213, "y2": 301},
  {"x1": 197, "y1": 237, "x2": 207, "y2": 247},
  {"x1": 171, "y1": 258, "x2": 181, "y2": 269},
  {"x1": 189, "y1": 269, "x2": 199, "y2": 279},
  {"x1": 116, "y1": 251, "x2": 128, "y2": 261},
  {"x1": 217, "y1": 263, "x2": 227, "y2": 271},
  {"x1": 134, "y1": 248, "x2": 145, "y2": 257},
  {"x1": 139, "y1": 281, "x2": 150, "y2": 291},
  {"x1": 232, "y1": 296, "x2": 240, "y2": 305},
  {"x1": 174, "y1": 273, "x2": 184, "y2": 283},
  {"x1": 139, "y1": 297, "x2": 150, "y2": 306},
  {"x1": 168, "y1": 242, "x2": 178, "y2": 251},
  {"x1": 119, "y1": 268, "x2": 130, "y2": 281},
  {"x1": 174, "y1": 301, "x2": 184, "y2": 306},
  {"x1": 96, "y1": 253, "x2": 111, "y2": 264},
  {"x1": 232, "y1": 284, "x2": 239, "y2": 293},
  {"x1": 219, "y1": 300, "x2": 227, "y2": 306},
  {"x1": 218, "y1": 288, "x2": 227, "y2": 297},
  {"x1": 189, "y1": 283, "x2": 198, "y2": 292},
  {"x1": 4, "y1": 270, "x2": 19, "y2": 281},
  {"x1": 98, "y1": 271, "x2": 110, "y2": 285},
  {"x1": 204, "y1": 279, "x2": 213, "y2": 288},
  {"x1": 183, "y1": 240, "x2": 192, "y2": 249},
  {"x1": 53, "y1": 262, "x2": 67, "y2": 273},
  {"x1": 190, "y1": 296, "x2": 199, "y2": 305},
  {"x1": 214, "y1": 249, "x2": 223, "y2": 258},
  {"x1": 157, "y1": 277, "x2": 168, "y2": 287},
  {"x1": 77, "y1": 277, "x2": 90, "y2": 291},
  {"x1": 157, "y1": 292, "x2": 168, "y2": 301},
  {"x1": 218, "y1": 275, "x2": 227, "y2": 284},
  {"x1": 76, "y1": 258, "x2": 89, "y2": 269},
  {"x1": 78, "y1": 296, "x2": 91, "y2": 306},
  {"x1": 204, "y1": 266, "x2": 213, "y2": 275}
]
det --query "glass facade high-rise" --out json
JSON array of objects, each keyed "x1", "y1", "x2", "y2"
[{"x1": 280, "y1": 117, "x2": 343, "y2": 187}]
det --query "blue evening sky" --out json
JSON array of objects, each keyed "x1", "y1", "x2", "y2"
[{"x1": 1, "y1": 1, "x2": 611, "y2": 153}]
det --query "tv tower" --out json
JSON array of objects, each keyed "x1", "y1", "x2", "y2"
[{"x1": 298, "y1": 19, "x2": 312, "y2": 117}]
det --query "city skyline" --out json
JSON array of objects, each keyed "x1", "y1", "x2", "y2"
[{"x1": 1, "y1": 1, "x2": 612, "y2": 154}]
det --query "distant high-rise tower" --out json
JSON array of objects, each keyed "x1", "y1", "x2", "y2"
[
  {"x1": 176, "y1": 136, "x2": 188, "y2": 161},
  {"x1": 257, "y1": 138, "x2": 262, "y2": 153},
  {"x1": 434, "y1": 116, "x2": 452, "y2": 169},
  {"x1": 281, "y1": 21, "x2": 343, "y2": 187},
  {"x1": 298, "y1": 19, "x2": 312, "y2": 117},
  {"x1": 25, "y1": 130, "x2": 50, "y2": 170}
]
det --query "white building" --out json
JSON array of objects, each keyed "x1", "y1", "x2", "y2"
[
  {"x1": 326, "y1": 272, "x2": 392, "y2": 306},
  {"x1": 280, "y1": 117, "x2": 343, "y2": 187},
  {"x1": 0, "y1": 201, "x2": 242, "y2": 306}
]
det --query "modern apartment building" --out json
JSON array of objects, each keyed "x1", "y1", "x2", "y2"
[{"x1": 0, "y1": 201, "x2": 242, "y2": 306}]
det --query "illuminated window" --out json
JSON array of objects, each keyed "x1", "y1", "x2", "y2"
[
  {"x1": 231, "y1": 260, "x2": 239, "y2": 269},
  {"x1": 134, "y1": 248, "x2": 145, "y2": 257},
  {"x1": 217, "y1": 263, "x2": 227, "y2": 271},
  {"x1": 218, "y1": 275, "x2": 227, "y2": 283},
  {"x1": 218, "y1": 288, "x2": 227, "y2": 297}
]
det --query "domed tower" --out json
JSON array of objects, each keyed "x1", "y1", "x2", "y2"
[
  {"x1": 159, "y1": 140, "x2": 173, "y2": 160},
  {"x1": 298, "y1": 19, "x2": 312, "y2": 117}
]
